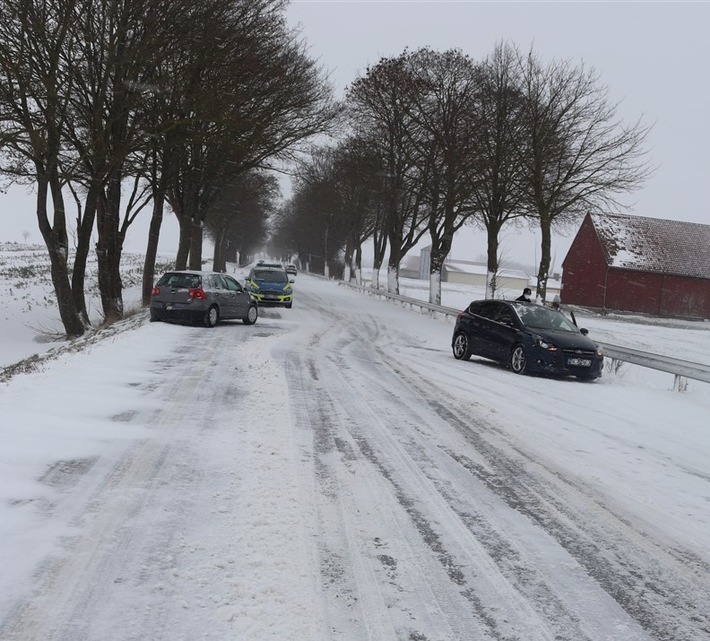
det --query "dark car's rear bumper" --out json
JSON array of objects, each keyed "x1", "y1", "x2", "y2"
[{"x1": 150, "y1": 302, "x2": 206, "y2": 324}]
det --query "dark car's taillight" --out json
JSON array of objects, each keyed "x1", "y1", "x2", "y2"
[
  {"x1": 151, "y1": 286, "x2": 160, "y2": 297},
  {"x1": 188, "y1": 288, "x2": 207, "y2": 300}
]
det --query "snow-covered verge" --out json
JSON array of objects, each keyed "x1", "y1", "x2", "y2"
[
  {"x1": 1, "y1": 247, "x2": 709, "y2": 640},
  {"x1": 0, "y1": 242, "x2": 174, "y2": 370}
]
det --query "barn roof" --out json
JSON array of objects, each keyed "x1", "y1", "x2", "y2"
[{"x1": 590, "y1": 212, "x2": 710, "y2": 279}]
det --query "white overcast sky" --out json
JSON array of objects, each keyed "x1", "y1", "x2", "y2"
[
  {"x1": 286, "y1": 0, "x2": 710, "y2": 225},
  {"x1": 1, "y1": 1, "x2": 707, "y2": 266}
]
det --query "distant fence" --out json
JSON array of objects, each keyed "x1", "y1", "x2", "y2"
[{"x1": 338, "y1": 281, "x2": 710, "y2": 391}]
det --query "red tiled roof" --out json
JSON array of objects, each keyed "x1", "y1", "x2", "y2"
[{"x1": 590, "y1": 213, "x2": 710, "y2": 279}]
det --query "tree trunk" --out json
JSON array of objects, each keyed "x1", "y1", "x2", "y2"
[
  {"x1": 371, "y1": 220, "x2": 387, "y2": 289},
  {"x1": 71, "y1": 181, "x2": 99, "y2": 324},
  {"x1": 428, "y1": 245, "x2": 447, "y2": 306},
  {"x1": 429, "y1": 271, "x2": 442, "y2": 306},
  {"x1": 371, "y1": 267, "x2": 380, "y2": 289},
  {"x1": 95, "y1": 177, "x2": 125, "y2": 324},
  {"x1": 343, "y1": 240, "x2": 354, "y2": 283},
  {"x1": 387, "y1": 263, "x2": 399, "y2": 295},
  {"x1": 35, "y1": 178, "x2": 85, "y2": 337},
  {"x1": 212, "y1": 226, "x2": 227, "y2": 272},
  {"x1": 175, "y1": 213, "x2": 191, "y2": 270},
  {"x1": 386, "y1": 226, "x2": 402, "y2": 295},
  {"x1": 536, "y1": 213, "x2": 552, "y2": 303},
  {"x1": 485, "y1": 224, "x2": 501, "y2": 300},
  {"x1": 428, "y1": 223, "x2": 454, "y2": 306},
  {"x1": 188, "y1": 215, "x2": 203, "y2": 270},
  {"x1": 354, "y1": 246, "x2": 362, "y2": 285},
  {"x1": 142, "y1": 189, "x2": 166, "y2": 306},
  {"x1": 226, "y1": 242, "x2": 238, "y2": 264}
]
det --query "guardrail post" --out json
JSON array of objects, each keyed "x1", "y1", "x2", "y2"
[{"x1": 673, "y1": 374, "x2": 688, "y2": 392}]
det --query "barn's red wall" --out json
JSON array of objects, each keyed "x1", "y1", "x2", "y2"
[
  {"x1": 605, "y1": 270, "x2": 662, "y2": 314},
  {"x1": 561, "y1": 214, "x2": 608, "y2": 308},
  {"x1": 562, "y1": 214, "x2": 710, "y2": 319},
  {"x1": 605, "y1": 270, "x2": 710, "y2": 318},
  {"x1": 658, "y1": 274, "x2": 710, "y2": 318}
]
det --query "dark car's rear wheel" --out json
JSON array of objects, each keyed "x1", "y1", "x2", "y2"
[
  {"x1": 509, "y1": 344, "x2": 527, "y2": 374},
  {"x1": 243, "y1": 304, "x2": 258, "y2": 325},
  {"x1": 452, "y1": 332, "x2": 471, "y2": 361},
  {"x1": 204, "y1": 305, "x2": 219, "y2": 328}
]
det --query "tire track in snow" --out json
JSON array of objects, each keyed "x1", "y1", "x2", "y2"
[
  {"x1": 283, "y1": 292, "x2": 585, "y2": 640},
  {"x1": 284, "y1": 349, "x2": 400, "y2": 640},
  {"x1": 312, "y1": 343, "x2": 602, "y2": 641},
  {"x1": 280, "y1": 304, "x2": 500, "y2": 640},
  {"x1": 375, "y1": 340, "x2": 710, "y2": 641},
  {"x1": 292, "y1": 283, "x2": 700, "y2": 640}
]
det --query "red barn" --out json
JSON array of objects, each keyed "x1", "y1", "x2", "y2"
[{"x1": 561, "y1": 213, "x2": 710, "y2": 319}]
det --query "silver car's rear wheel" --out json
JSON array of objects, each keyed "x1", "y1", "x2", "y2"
[
  {"x1": 243, "y1": 304, "x2": 258, "y2": 325},
  {"x1": 510, "y1": 344, "x2": 526, "y2": 374},
  {"x1": 452, "y1": 332, "x2": 471, "y2": 361},
  {"x1": 204, "y1": 305, "x2": 219, "y2": 328}
]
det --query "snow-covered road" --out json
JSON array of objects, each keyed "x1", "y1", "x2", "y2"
[{"x1": 1, "y1": 274, "x2": 708, "y2": 640}]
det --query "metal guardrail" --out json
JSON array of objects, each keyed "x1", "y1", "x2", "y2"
[
  {"x1": 339, "y1": 280, "x2": 710, "y2": 390},
  {"x1": 596, "y1": 342, "x2": 710, "y2": 390},
  {"x1": 339, "y1": 281, "x2": 461, "y2": 317}
]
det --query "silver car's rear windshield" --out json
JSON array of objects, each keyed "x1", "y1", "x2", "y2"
[{"x1": 157, "y1": 273, "x2": 201, "y2": 289}]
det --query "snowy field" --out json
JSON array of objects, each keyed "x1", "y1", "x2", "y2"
[{"x1": 1, "y1": 243, "x2": 709, "y2": 640}]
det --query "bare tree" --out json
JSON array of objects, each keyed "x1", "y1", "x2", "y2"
[
  {"x1": 204, "y1": 170, "x2": 278, "y2": 273},
  {"x1": 346, "y1": 53, "x2": 429, "y2": 294},
  {"x1": 63, "y1": 0, "x2": 188, "y2": 323},
  {"x1": 403, "y1": 47, "x2": 481, "y2": 305},
  {"x1": 0, "y1": 0, "x2": 194, "y2": 327},
  {"x1": 517, "y1": 48, "x2": 652, "y2": 302},
  {"x1": 0, "y1": 0, "x2": 86, "y2": 336},
  {"x1": 330, "y1": 138, "x2": 380, "y2": 284},
  {"x1": 270, "y1": 196, "x2": 312, "y2": 269},
  {"x1": 470, "y1": 42, "x2": 528, "y2": 299},
  {"x1": 281, "y1": 140, "x2": 380, "y2": 282},
  {"x1": 161, "y1": 0, "x2": 339, "y2": 272},
  {"x1": 285, "y1": 147, "x2": 350, "y2": 276}
]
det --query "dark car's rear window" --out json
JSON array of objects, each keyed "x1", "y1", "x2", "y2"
[{"x1": 157, "y1": 273, "x2": 201, "y2": 289}]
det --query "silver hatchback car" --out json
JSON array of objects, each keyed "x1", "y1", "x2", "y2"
[{"x1": 150, "y1": 270, "x2": 258, "y2": 327}]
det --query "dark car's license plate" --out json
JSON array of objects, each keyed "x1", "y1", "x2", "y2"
[{"x1": 567, "y1": 357, "x2": 591, "y2": 367}]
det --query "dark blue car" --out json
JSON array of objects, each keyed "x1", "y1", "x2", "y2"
[{"x1": 452, "y1": 300, "x2": 604, "y2": 379}]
